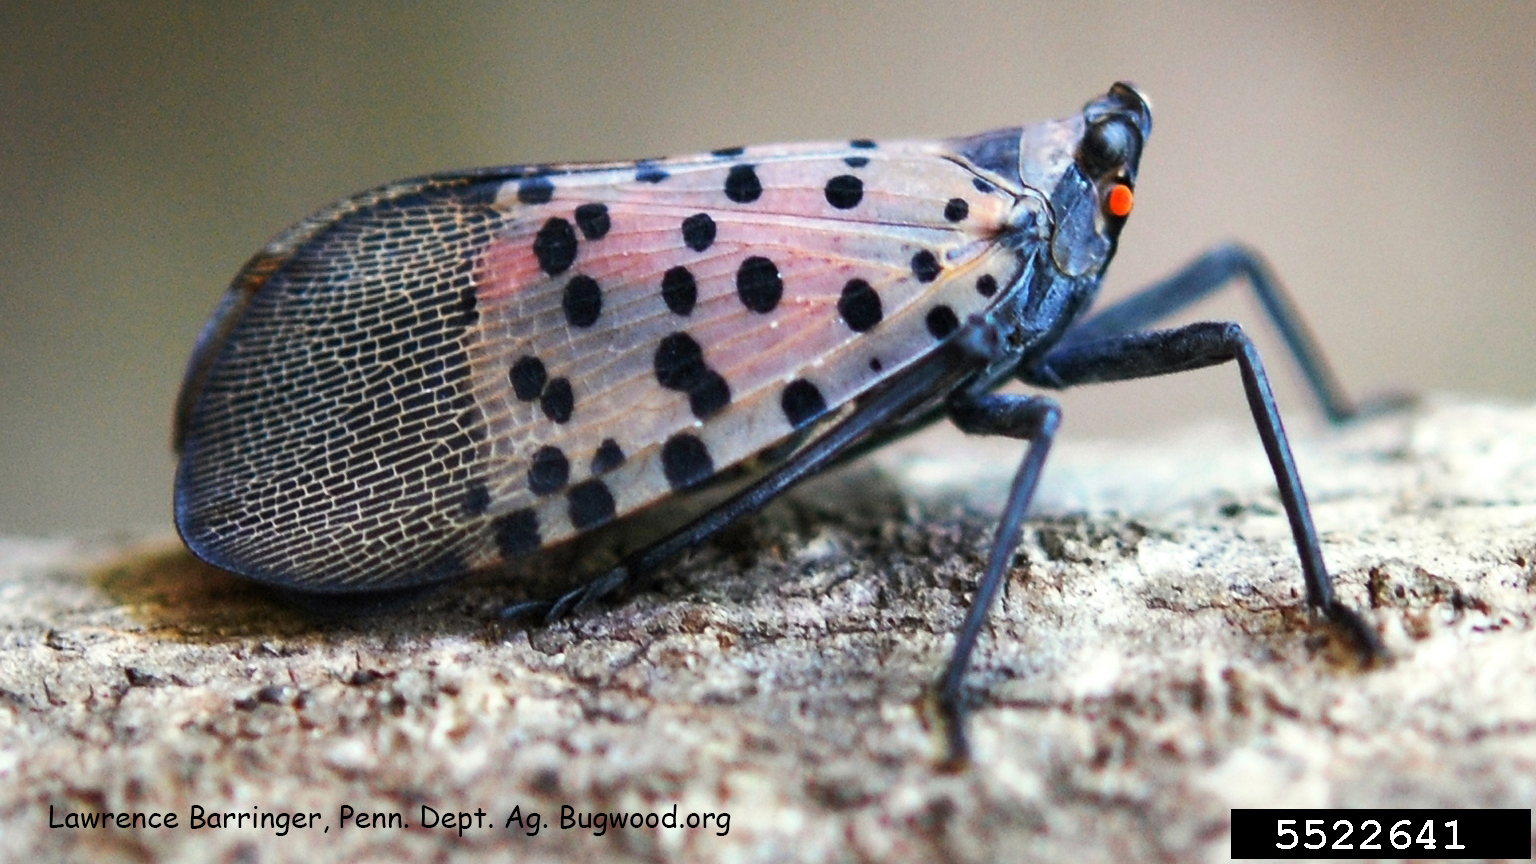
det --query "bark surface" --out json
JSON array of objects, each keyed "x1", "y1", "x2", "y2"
[{"x1": 3, "y1": 397, "x2": 1533, "y2": 862}]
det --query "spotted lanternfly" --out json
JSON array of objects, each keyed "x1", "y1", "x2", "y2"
[{"x1": 175, "y1": 83, "x2": 1383, "y2": 764}]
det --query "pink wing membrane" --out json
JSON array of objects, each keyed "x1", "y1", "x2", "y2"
[{"x1": 466, "y1": 141, "x2": 1023, "y2": 551}]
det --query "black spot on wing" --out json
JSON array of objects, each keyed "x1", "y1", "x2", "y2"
[
  {"x1": 824, "y1": 175, "x2": 863, "y2": 209},
  {"x1": 591, "y1": 439, "x2": 624, "y2": 475},
  {"x1": 562, "y1": 275, "x2": 602, "y2": 328},
  {"x1": 926, "y1": 305, "x2": 960, "y2": 339},
  {"x1": 736, "y1": 256, "x2": 782, "y2": 313},
  {"x1": 574, "y1": 203, "x2": 610, "y2": 239},
  {"x1": 661, "y1": 434, "x2": 713, "y2": 490},
  {"x1": 654, "y1": 332, "x2": 708, "y2": 390},
  {"x1": 540, "y1": 378, "x2": 574, "y2": 423},
  {"x1": 662, "y1": 266, "x2": 697, "y2": 316},
  {"x1": 724, "y1": 165, "x2": 762, "y2": 203},
  {"x1": 837, "y1": 278, "x2": 882, "y2": 332},
  {"x1": 510, "y1": 355, "x2": 546, "y2": 401},
  {"x1": 681, "y1": 213, "x2": 716, "y2": 252},
  {"x1": 781, "y1": 379, "x2": 827, "y2": 429},
  {"x1": 687, "y1": 374, "x2": 730, "y2": 419},
  {"x1": 567, "y1": 480, "x2": 616, "y2": 530},
  {"x1": 533, "y1": 218, "x2": 577, "y2": 276},
  {"x1": 911, "y1": 250, "x2": 941, "y2": 283},
  {"x1": 528, "y1": 445, "x2": 570, "y2": 495}
]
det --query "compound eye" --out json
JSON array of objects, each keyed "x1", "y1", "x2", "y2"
[{"x1": 1079, "y1": 117, "x2": 1137, "y2": 178}]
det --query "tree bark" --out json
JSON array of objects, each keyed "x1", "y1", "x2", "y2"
[{"x1": 2, "y1": 396, "x2": 1533, "y2": 862}]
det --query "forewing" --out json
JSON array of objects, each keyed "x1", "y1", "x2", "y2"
[{"x1": 176, "y1": 140, "x2": 1027, "y2": 590}]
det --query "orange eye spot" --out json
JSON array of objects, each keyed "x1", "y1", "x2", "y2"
[{"x1": 1106, "y1": 184, "x2": 1134, "y2": 218}]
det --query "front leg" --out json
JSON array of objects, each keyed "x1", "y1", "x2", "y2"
[
  {"x1": 938, "y1": 391, "x2": 1061, "y2": 767},
  {"x1": 1026, "y1": 321, "x2": 1383, "y2": 659}
]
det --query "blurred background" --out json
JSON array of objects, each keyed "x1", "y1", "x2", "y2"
[{"x1": 3, "y1": 2, "x2": 1533, "y2": 537}]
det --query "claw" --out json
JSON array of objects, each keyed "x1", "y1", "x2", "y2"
[
  {"x1": 1321, "y1": 600, "x2": 1388, "y2": 669},
  {"x1": 497, "y1": 565, "x2": 633, "y2": 625},
  {"x1": 938, "y1": 699, "x2": 973, "y2": 772},
  {"x1": 571, "y1": 567, "x2": 630, "y2": 615}
]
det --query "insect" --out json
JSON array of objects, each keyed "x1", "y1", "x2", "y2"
[{"x1": 174, "y1": 83, "x2": 1382, "y2": 764}]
